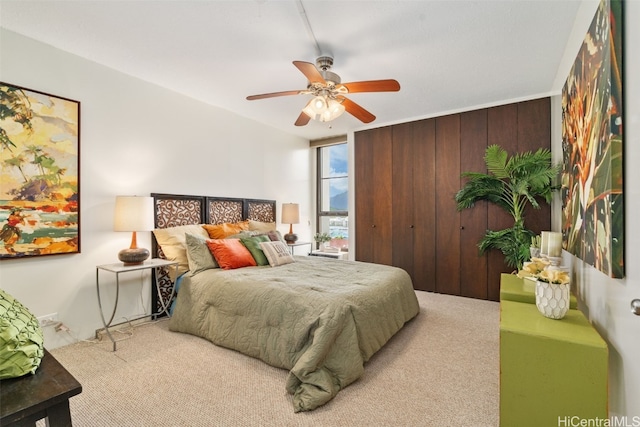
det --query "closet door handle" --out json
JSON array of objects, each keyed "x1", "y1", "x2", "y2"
[
  {"x1": 371, "y1": 224, "x2": 376, "y2": 228},
  {"x1": 409, "y1": 225, "x2": 414, "y2": 229},
  {"x1": 631, "y1": 299, "x2": 640, "y2": 316}
]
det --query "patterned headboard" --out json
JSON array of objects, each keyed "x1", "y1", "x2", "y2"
[{"x1": 150, "y1": 193, "x2": 276, "y2": 314}]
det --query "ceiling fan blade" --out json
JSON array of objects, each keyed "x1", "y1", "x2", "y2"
[
  {"x1": 293, "y1": 61, "x2": 326, "y2": 85},
  {"x1": 339, "y1": 96, "x2": 376, "y2": 123},
  {"x1": 341, "y1": 79, "x2": 400, "y2": 93},
  {"x1": 295, "y1": 111, "x2": 311, "y2": 127},
  {"x1": 246, "y1": 90, "x2": 304, "y2": 101}
]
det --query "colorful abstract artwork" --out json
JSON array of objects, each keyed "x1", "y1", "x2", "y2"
[
  {"x1": 0, "y1": 83, "x2": 80, "y2": 259},
  {"x1": 561, "y1": 0, "x2": 624, "y2": 278}
]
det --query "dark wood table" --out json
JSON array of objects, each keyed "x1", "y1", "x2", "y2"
[{"x1": 0, "y1": 349, "x2": 82, "y2": 426}]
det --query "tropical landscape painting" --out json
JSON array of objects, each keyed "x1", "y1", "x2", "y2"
[
  {"x1": 0, "y1": 82, "x2": 80, "y2": 258},
  {"x1": 561, "y1": 0, "x2": 624, "y2": 278}
]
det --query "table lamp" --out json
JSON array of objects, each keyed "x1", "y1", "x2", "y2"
[
  {"x1": 281, "y1": 203, "x2": 300, "y2": 244},
  {"x1": 114, "y1": 196, "x2": 155, "y2": 265}
]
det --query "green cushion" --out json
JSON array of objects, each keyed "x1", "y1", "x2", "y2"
[
  {"x1": 0, "y1": 289, "x2": 44, "y2": 379},
  {"x1": 185, "y1": 233, "x2": 219, "y2": 275},
  {"x1": 241, "y1": 235, "x2": 270, "y2": 266}
]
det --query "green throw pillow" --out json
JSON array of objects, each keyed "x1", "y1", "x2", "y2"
[
  {"x1": 0, "y1": 289, "x2": 44, "y2": 379},
  {"x1": 241, "y1": 235, "x2": 271, "y2": 266}
]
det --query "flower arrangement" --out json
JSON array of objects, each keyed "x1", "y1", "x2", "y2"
[
  {"x1": 517, "y1": 257, "x2": 570, "y2": 285},
  {"x1": 536, "y1": 269, "x2": 570, "y2": 285},
  {"x1": 517, "y1": 257, "x2": 549, "y2": 280}
]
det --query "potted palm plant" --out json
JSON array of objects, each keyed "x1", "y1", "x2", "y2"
[{"x1": 455, "y1": 144, "x2": 560, "y2": 270}]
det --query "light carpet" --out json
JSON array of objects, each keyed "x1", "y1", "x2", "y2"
[{"x1": 48, "y1": 291, "x2": 499, "y2": 427}]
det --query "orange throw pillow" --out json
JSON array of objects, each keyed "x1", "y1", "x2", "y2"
[
  {"x1": 202, "y1": 221, "x2": 250, "y2": 239},
  {"x1": 206, "y1": 239, "x2": 257, "y2": 270}
]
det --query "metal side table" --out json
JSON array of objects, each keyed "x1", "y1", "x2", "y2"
[{"x1": 96, "y1": 258, "x2": 178, "y2": 351}]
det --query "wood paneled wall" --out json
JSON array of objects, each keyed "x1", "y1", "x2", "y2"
[{"x1": 355, "y1": 97, "x2": 551, "y2": 301}]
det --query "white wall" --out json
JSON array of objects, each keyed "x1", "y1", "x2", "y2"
[
  {"x1": 0, "y1": 29, "x2": 312, "y2": 349},
  {"x1": 550, "y1": 0, "x2": 639, "y2": 417}
]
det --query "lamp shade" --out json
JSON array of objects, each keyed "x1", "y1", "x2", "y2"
[
  {"x1": 281, "y1": 203, "x2": 300, "y2": 225},
  {"x1": 114, "y1": 196, "x2": 155, "y2": 232}
]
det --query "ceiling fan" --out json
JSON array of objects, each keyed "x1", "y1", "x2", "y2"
[{"x1": 246, "y1": 56, "x2": 400, "y2": 126}]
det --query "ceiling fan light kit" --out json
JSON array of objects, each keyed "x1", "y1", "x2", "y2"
[
  {"x1": 246, "y1": 56, "x2": 400, "y2": 126},
  {"x1": 302, "y1": 95, "x2": 345, "y2": 122}
]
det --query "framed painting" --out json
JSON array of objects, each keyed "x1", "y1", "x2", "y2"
[
  {"x1": 0, "y1": 82, "x2": 80, "y2": 259},
  {"x1": 561, "y1": 0, "x2": 624, "y2": 278}
]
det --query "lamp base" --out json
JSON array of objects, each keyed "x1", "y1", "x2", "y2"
[
  {"x1": 118, "y1": 247, "x2": 150, "y2": 266},
  {"x1": 284, "y1": 233, "x2": 298, "y2": 244}
]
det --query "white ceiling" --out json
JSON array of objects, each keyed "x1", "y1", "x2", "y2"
[{"x1": 0, "y1": 0, "x2": 582, "y2": 141}]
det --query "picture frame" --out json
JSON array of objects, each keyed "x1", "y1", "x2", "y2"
[
  {"x1": 561, "y1": 0, "x2": 624, "y2": 278},
  {"x1": 0, "y1": 82, "x2": 81, "y2": 259}
]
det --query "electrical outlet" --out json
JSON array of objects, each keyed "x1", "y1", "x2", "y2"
[{"x1": 37, "y1": 313, "x2": 59, "y2": 327}]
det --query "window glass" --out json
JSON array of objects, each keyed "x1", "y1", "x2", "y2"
[{"x1": 317, "y1": 144, "x2": 348, "y2": 250}]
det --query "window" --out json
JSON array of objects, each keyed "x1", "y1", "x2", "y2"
[{"x1": 316, "y1": 143, "x2": 348, "y2": 250}]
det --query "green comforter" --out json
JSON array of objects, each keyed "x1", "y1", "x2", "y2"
[{"x1": 168, "y1": 256, "x2": 420, "y2": 412}]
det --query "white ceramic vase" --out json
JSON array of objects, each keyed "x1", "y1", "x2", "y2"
[
  {"x1": 535, "y1": 280, "x2": 570, "y2": 320},
  {"x1": 530, "y1": 246, "x2": 541, "y2": 259}
]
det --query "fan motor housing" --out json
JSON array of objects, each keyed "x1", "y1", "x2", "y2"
[
  {"x1": 321, "y1": 70, "x2": 341, "y2": 85},
  {"x1": 316, "y1": 56, "x2": 341, "y2": 85},
  {"x1": 316, "y1": 56, "x2": 334, "y2": 70}
]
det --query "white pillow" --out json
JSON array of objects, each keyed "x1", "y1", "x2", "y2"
[{"x1": 259, "y1": 241, "x2": 295, "y2": 266}]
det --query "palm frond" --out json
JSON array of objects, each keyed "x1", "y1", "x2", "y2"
[
  {"x1": 455, "y1": 175, "x2": 506, "y2": 211},
  {"x1": 479, "y1": 226, "x2": 535, "y2": 269},
  {"x1": 484, "y1": 145, "x2": 509, "y2": 179}
]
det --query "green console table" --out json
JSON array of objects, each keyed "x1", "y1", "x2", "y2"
[
  {"x1": 500, "y1": 273, "x2": 577, "y2": 308},
  {"x1": 500, "y1": 299, "x2": 608, "y2": 426}
]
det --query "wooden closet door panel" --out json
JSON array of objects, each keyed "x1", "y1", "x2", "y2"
[
  {"x1": 357, "y1": 98, "x2": 551, "y2": 300},
  {"x1": 460, "y1": 109, "x2": 489, "y2": 299},
  {"x1": 435, "y1": 114, "x2": 461, "y2": 295},
  {"x1": 355, "y1": 130, "x2": 375, "y2": 263},
  {"x1": 355, "y1": 127, "x2": 393, "y2": 266},
  {"x1": 518, "y1": 98, "x2": 552, "y2": 236},
  {"x1": 392, "y1": 122, "x2": 415, "y2": 276},
  {"x1": 371, "y1": 128, "x2": 394, "y2": 265},
  {"x1": 487, "y1": 104, "x2": 519, "y2": 300},
  {"x1": 411, "y1": 119, "x2": 437, "y2": 291}
]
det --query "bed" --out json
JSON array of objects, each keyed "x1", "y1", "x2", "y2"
[{"x1": 150, "y1": 193, "x2": 420, "y2": 412}]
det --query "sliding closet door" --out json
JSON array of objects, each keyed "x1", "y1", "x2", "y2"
[
  {"x1": 391, "y1": 120, "x2": 437, "y2": 291},
  {"x1": 485, "y1": 98, "x2": 551, "y2": 299},
  {"x1": 459, "y1": 109, "x2": 489, "y2": 299},
  {"x1": 355, "y1": 127, "x2": 393, "y2": 266},
  {"x1": 410, "y1": 119, "x2": 437, "y2": 291},
  {"x1": 392, "y1": 123, "x2": 416, "y2": 278},
  {"x1": 435, "y1": 114, "x2": 461, "y2": 295},
  {"x1": 518, "y1": 98, "x2": 552, "y2": 238},
  {"x1": 487, "y1": 104, "x2": 519, "y2": 299}
]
